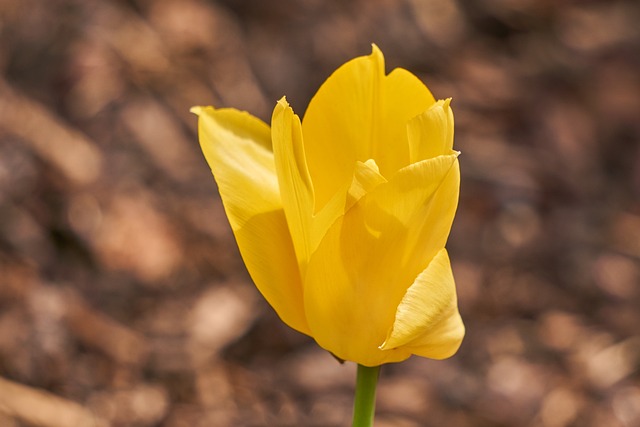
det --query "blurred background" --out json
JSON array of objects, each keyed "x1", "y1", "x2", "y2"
[{"x1": 1, "y1": 0, "x2": 639, "y2": 426}]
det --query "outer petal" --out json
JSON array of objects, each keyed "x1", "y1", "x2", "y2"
[
  {"x1": 193, "y1": 106, "x2": 310, "y2": 335},
  {"x1": 271, "y1": 100, "x2": 388, "y2": 271},
  {"x1": 303, "y1": 154, "x2": 460, "y2": 366},
  {"x1": 408, "y1": 99, "x2": 455, "y2": 163},
  {"x1": 379, "y1": 248, "x2": 464, "y2": 359},
  {"x1": 402, "y1": 307, "x2": 464, "y2": 360},
  {"x1": 271, "y1": 98, "x2": 315, "y2": 270},
  {"x1": 302, "y1": 45, "x2": 436, "y2": 210}
]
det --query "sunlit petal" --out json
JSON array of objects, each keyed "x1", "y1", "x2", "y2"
[
  {"x1": 193, "y1": 106, "x2": 309, "y2": 334},
  {"x1": 271, "y1": 98, "x2": 315, "y2": 270},
  {"x1": 380, "y1": 248, "x2": 464, "y2": 359},
  {"x1": 346, "y1": 159, "x2": 388, "y2": 210},
  {"x1": 303, "y1": 154, "x2": 460, "y2": 366},
  {"x1": 302, "y1": 45, "x2": 436, "y2": 210},
  {"x1": 402, "y1": 307, "x2": 465, "y2": 360},
  {"x1": 408, "y1": 99, "x2": 455, "y2": 163}
]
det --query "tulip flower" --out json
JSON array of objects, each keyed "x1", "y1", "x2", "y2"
[{"x1": 193, "y1": 46, "x2": 463, "y2": 419}]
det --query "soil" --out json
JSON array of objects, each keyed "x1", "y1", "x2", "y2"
[{"x1": 1, "y1": 0, "x2": 639, "y2": 426}]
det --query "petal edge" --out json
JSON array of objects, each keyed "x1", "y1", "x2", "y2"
[{"x1": 380, "y1": 248, "x2": 463, "y2": 356}]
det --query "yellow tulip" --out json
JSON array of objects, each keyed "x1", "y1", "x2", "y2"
[{"x1": 192, "y1": 45, "x2": 464, "y2": 367}]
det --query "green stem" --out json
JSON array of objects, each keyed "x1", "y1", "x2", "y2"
[{"x1": 351, "y1": 364, "x2": 381, "y2": 427}]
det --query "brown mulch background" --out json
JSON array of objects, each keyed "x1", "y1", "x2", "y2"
[{"x1": 1, "y1": 0, "x2": 639, "y2": 426}]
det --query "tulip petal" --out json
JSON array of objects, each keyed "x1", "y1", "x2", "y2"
[
  {"x1": 271, "y1": 98, "x2": 315, "y2": 271},
  {"x1": 302, "y1": 45, "x2": 436, "y2": 211},
  {"x1": 379, "y1": 248, "x2": 464, "y2": 359},
  {"x1": 270, "y1": 99, "x2": 386, "y2": 270},
  {"x1": 346, "y1": 159, "x2": 387, "y2": 210},
  {"x1": 401, "y1": 307, "x2": 465, "y2": 360},
  {"x1": 408, "y1": 99, "x2": 455, "y2": 163},
  {"x1": 192, "y1": 107, "x2": 276, "y2": 230},
  {"x1": 193, "y1": 106, "x2": 310, "y2": 334},
  {"x1": 304, "y1": 154, "x2": 460, "y2": 366}
]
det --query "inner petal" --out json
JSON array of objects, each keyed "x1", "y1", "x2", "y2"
[
  {"x1": 346, "y1": 159, "x2": 387, "y2": 211},
  {"x1": 302, "y1": 45, "x2": 436, "y2": 212}
]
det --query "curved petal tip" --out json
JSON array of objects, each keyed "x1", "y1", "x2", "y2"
[
  {"x1": 369, "y1": 43, "x2": 385, "y2": 74},
  {"x1": 190, "y1": 106, "x2": 205, "y2": 116}
]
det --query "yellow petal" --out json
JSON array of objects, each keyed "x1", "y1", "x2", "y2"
[
  {"x1": 193, "y1": 107, "x2": 275, "y2": 231},
  {"x1": 193, "y1": 106, "x2": 310, "y2": 335},
  {"x1": 302, "y1": 45, "x2": 436, "y2": 211},
  {"x1": 303, "y1": 154, "x2": 460, "y2": 366},
  {"x1": 380, "y1": 248, "x2": 464, "y2": 360},
  {"x1": 270, "y1": 99, "x2": 382, "y2": 270},
  {"x1": 407, "y1": 98, "x2": 455, "y2": 163},
  {"x1": 403, "y1": 307, "x2": 465, "y2": 360},
  {"x1": 345, "y1": 159, "x2": 388, "y2": 211},
  {"x1": 271, "y1": 98, "x2": 315, "y2": 271}
]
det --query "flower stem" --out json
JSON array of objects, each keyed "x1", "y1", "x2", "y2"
[{"x1": 351, "y1": 364, "x2": 381, "y2": 427}]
